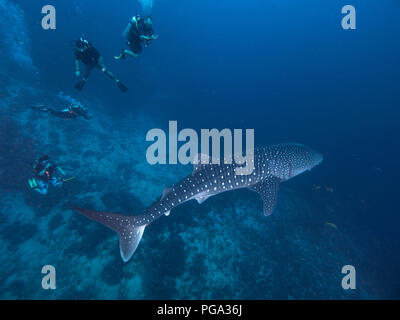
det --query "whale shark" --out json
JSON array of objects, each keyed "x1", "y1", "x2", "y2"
[{"x1": 71, "y1": 144, "x2": 323, "y2": 262}]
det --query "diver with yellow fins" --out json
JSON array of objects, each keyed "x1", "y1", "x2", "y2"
[{"x1": 28, "y1": 156, "x2": 75, "y2": 195}]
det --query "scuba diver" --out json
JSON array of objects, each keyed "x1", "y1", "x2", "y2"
[
  {"x1": 31, "y1": 104, "x2": 93, "y2": 120},
  {"x1": 115, "y1": 15, "x2": 158, "y2": 60},
  {"x1": 28, "y1": 156, "x2": 73, "y2": 195},
  {"x1": 74, "y1": 37, "x2": 128, "y2": 92}
]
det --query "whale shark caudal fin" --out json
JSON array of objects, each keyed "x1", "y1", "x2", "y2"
[
  {"x1": 69, "y1": 205, "x2": 146, "y2": 262},
  {"x1": 248, "y1": 176, "x2": 281, "y2": 216}
]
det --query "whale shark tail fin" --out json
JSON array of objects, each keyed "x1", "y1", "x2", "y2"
[{"x1": 69, "y1": 205, "x2": 146, "y2": 262}]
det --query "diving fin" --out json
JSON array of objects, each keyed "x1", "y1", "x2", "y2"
[
  {"x1": 31, "y1": 105, "x2": 48, "y2": 112},
  {"x1": 74, "y1": 80, "x2": 86, "y2": 91},
  {"x1": 28, "y1": 179, "x2": 37, "y2": 188},
  {"x1": 117, "y1": 81, "x2": 128, "y2": 92}
]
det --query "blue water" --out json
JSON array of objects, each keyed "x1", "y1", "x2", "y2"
[{"x1": 0, "y1": 0, "x2": 399, "y2": 299}]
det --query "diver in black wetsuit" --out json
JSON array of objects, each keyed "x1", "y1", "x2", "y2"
[
  {"x1": 115, "y1": 15, "x2": 158, "y2": 60},
  {"x1": 32, "y1": 104, "x2": 93, "y2": 120},
  {"x1": 74, "y1": 38, "x2": 127, "y2": 92}
]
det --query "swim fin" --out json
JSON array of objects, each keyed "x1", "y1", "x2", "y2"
[
  {"x1": 117, "y1": 81, "x2": 128, "y2": 92},
  {"x1": 31, "y1": 105, "x2": 48, "y2": 112},
  {"x1": 28, "y1": 179, "x2": 37, "y2": 188},
  {"x1": 74, "y1": 80, "x2": 86, "y2": 91}
]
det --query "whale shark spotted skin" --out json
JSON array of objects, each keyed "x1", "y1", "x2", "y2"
[{"x1": 71, "y1": 144, "x2": 323, "y2": 262}]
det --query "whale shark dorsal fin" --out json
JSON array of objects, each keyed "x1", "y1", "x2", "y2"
[
  {"x1": 248, "y1": 176, "x2": 281, "y2": 216},
  {"x1": 162, "y1": 187, "x2": 173, "y2": 200},
  {"x1": 161, "y1": 189, "x2": 173, "y2": 216}
]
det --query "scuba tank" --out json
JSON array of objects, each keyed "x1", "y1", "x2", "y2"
[
  {"x1": 28, "y1": 179, "x2": 38, "y2": 189},
  {"x1": 123, "y1": 16, "x2": 139, "y2": 39}
]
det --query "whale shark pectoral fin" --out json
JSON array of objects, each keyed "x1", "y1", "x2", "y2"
[
  {"x1": 195, "y1": 195, "x2": 212, "y2": 204},
  {"x1": 248, "y1": 176, "x2": 281, "y2": 216}
]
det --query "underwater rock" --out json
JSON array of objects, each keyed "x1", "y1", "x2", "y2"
[
  {"x1": 48, "y1": 213, "x2": 63, "y2": 231},
  {"x1": 2, "y1": 222, "x2": 37, "y2": 247},
  {"x1": 0, "y1": 0, "x2": 38, "y2": 74}
]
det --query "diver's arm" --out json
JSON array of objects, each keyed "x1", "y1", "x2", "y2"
[
  {"x1": 56, "y1": 166, "x2": 66, "y2": 176},
  {"x1": 140, "y1": 34, "x2": 158, "y2": 41}
]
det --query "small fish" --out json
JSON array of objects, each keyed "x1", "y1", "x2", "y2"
[{"x1": 71, "y1": 144, "x2": 323, "y2": 262}]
